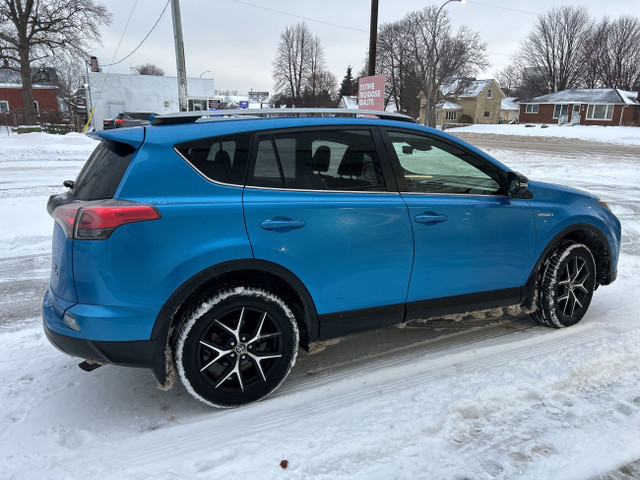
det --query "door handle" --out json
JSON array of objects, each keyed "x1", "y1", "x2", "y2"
[
  {"x1": 414, "y1": 213, "x2": 448, "y2": 225},
  {"x1": 260, "y1": 217, "x2": 306, "y2": 232}
]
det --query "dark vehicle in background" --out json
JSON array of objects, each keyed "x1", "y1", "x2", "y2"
[{"x1": 103, "y1": 112, "x2": 157, "y2": 130}]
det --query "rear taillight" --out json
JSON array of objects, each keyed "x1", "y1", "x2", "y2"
[
  {"x1": 115, "y1": 119, "x2": 125, "y2": 124},
  {"x1": 52, "y1": 201, "x2": 160, "y2": 240}
]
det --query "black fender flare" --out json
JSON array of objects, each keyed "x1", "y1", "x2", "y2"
[
  {"x1": 523, "y1": 223, "x2": 614, "y2": 307},
  {"x1": 149, "y1": 259, "x2": 319, "y2": 384}
]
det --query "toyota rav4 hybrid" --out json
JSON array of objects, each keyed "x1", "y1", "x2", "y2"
[{"x1": 43, "y1": 109, "x2": 621, "y2": 408}]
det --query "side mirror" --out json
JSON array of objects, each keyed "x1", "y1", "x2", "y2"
[
  {"x1": 507, "y1": 171, "x2": 529, "y2": 198},
  {"x1": 63, "y1": 180, "x2": 75, "y2": 189}
]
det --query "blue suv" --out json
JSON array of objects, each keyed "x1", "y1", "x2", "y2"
[{"x1": 43, "y1": 109, "x2": 621, "y2": 407}]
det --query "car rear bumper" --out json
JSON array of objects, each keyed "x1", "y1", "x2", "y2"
[
  {"x1": 43, "y1": 321, "x2": 156, "y2": 368},
  {"x1": 42, "y1": 287, "x2": 159, "y2": 369}
]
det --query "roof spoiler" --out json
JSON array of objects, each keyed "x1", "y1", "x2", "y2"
[{"x1": 151, "y1": 108, "x2": 415, "y2": 126}]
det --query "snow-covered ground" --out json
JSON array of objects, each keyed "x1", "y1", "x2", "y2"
[
  {"x1": 1, "y1": 128, "x2": 639, "y2": 479},
  {"x1": 453, "y1": 123, "x2": 640, "y2": 146}
]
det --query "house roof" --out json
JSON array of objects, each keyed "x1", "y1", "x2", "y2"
[
  {"x1": 441, "y1": 79, "x2": 494, "y2": 98},
  {"x1": 501, "y1": 97, "x2": 520, "y2": 111},
  {"x1": 0, "y1": 67, "x2": 57, "y2": 89},
  {"x1": 436, "y1": 101, "x2": 462, "y2": 110},
  {"x1": 338, "y1": 95, "x2": 359, "y2": 109},
  {"x1": 523, "y1": 88, "x2": 639, "y2": 105}
]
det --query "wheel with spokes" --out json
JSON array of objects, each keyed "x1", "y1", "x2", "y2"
[
  {"x1": 531, "y1": 242, "x2": 596, "y2": 328},
  {"x1": 174, "y1": 287, "x2": 299, "y2": 407}
]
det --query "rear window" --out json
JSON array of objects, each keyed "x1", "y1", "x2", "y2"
[
  {"x1": 72, "y1": 141, "x2": 134, "y2": 201},
  {"x1": 126, "y1": 112, "x2": 155, "y2": 121},
  {"x1": 175, "y1": 132, "x2": 252, "y2": 185}
]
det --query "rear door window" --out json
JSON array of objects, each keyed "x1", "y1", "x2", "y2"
[
  {"x1": 72, "y1": 141, "x2": 134, "y2": 201},
  {"x1": 247, "y1": 129, "x2": 386, "y2": 192},
  {"x1": 175, "y1": 132, "x2": 252, "y2": 185}
]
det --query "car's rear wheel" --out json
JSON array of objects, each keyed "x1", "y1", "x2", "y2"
[
  {"x1": 530, "y1": 242, "x2": 596, "y2": 328},
  {"x1": 174, "y1": 287, "x2": 299, "y2": 408}
]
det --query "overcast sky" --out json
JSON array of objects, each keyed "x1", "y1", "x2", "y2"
[{"x1": 92, "y1": 0, "x2": 639, "y2": 95}]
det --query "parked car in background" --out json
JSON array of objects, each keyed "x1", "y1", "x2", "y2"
[
  {"x1": 43, "y1": 108, "x2": 621, "y2": 409},
  {"x1": 103, "y1": 112, "x2": 157, "y2": 129}
]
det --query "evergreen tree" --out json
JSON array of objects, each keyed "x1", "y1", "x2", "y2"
[{"x1": 338, "y1": 66, "x2": 356, "y2": 98}]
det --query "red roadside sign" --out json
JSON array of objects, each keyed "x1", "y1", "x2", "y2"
[{"x1": 358, "y1": 75, "x2": 386, "y2": 111}]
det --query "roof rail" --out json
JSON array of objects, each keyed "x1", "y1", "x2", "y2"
[{"x1": 151, "y1": 108, "x2": 415, "y2": 126}]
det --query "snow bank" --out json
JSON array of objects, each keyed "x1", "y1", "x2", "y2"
[{"x1": 451, "y1": 124, "x2": 640, "y2": 146}]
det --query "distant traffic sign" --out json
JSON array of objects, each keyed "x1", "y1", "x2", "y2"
[{"x1": 248, "y1": 91, "x2": 269, "y2": 102}]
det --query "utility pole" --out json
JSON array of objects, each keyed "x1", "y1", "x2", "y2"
[
  {"x1": 171, "y1": 0, "x2": 188, "y2": 111},
  {"x1": 367, "y1": 0, "x2": 379, "y2": 77}
]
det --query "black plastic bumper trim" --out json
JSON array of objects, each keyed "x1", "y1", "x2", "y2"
[{"x1": 44, "y1": 322, "x2": 156, "y2": 369}]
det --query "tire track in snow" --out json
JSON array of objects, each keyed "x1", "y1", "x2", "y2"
[{"x1": 108, "y1": 311, "x2": 640, "y2": 472}]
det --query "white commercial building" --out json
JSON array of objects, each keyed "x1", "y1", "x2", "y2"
[{"x1": 88, "y1": 72, "x2": 216, "y2": 130}]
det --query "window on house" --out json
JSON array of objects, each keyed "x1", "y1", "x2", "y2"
[
  {"x1": 553, "y1": 104, "x2": 569, "y2": 118},
  {"x1": 445, "y1": 111, "x2": 457, "y2": 121},
  {"x1": 525, "y1": 104, "x2": 539, "y2": 113},
  {"x1": 586, "y1": 104, "x2": 614, "y2": 121},
  {"x1": 487, "y1": 89, "x2": 492, "y2": 99},
  {"x1": 188, "y1": 99, "x2": 208, "y2": 111},
  {"x1": 0, "y1": 101, "x2": 8, "y2": 113},
  {"x1": 484, "y1": 111, "x2": 490, "y2": 117},
  {"x1": 34, "y1": 101, "x2": 40, "y2": 114}
]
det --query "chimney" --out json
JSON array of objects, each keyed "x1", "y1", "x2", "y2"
[{"x1": 90, "y1": 56, "x2": 99, "y2": 73}]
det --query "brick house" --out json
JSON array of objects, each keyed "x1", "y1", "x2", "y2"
[
  {"x1": 430, "y1": 79, "x2": 506, "y2": 126},
  {"x1": 519, "y1": 89, "x2": 640, "y2": 126},
  {"x1": 0, "y1": 68, "x2": 59, "y2": 117}
]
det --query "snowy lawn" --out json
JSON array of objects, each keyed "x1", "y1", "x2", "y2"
[
  {"x1": 452, "y1": 123, "x2": 640, "y2": 146},
  {"x1": 1, "y1": 129, "x2": 639, "y2": 479}
]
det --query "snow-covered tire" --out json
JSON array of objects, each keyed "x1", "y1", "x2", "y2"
[
  {"x1": 174, "y1": 287, "x2": 299, "y2": 408},
  {"x1": 530, "y1": 241, "x2": 596, "y2": 328}
]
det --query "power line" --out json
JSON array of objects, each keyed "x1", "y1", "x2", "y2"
[
  {"x1": 467, "y1": 1, "x2": 539, "y2": 16},
  {"x1": 231, "y1": 0, "x2": 368, "y2": 33},
  {"x1": 101, "y1": 0, "x2": 171, "y2": 67}
]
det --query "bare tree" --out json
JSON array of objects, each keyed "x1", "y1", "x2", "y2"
[
  {"x1": 272, "y1": 23, "x2": 313, "y2": 103},
  {"x1": 375, "y1": 21, "x2": 422, "y2": 116},
  {"x1": 272, "y1": 22, "x2": 335, "y2": 107},
  {"x1": 515, "y1": 6, "x2": 593, "y2": 93},
  {"x1": 388, "y1": 7, "x2": 487, "y2": 126},
  {"x1": 0, "y1": 0, "x2": 111, "y2": 124},
  {"x1": 305, "y1": 35, "x2": 325, "y2": 101},
  {"x1": 495, "y1": 64, "x2": 521, "y2": 97},
  {"x1": 47, "y1": 51, "x2": 85, "y2": 114},
  {"x1": 132, "y1": 63, "x2": 165, "y2": 76},
  {"x1": 589, "y1": 16, "x2": 640, "y2": 90}
]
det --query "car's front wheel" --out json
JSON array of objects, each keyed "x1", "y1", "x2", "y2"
[
  {"x1": 174, "y1": 287, "x2": 299, "y2": 408},
  {"x1": 531, "y1": 241, "x2": 597, "y2": 328}
]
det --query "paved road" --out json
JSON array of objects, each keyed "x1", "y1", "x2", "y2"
[{"x1": 449, "y1": 131, "x2": 640, "y2": 158}]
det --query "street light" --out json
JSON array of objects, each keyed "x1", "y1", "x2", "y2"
[
  {"x1": 436, "y1": 0, "x2": 465, "y2": 19},
  {"x1": 424, "y1": 0, "x2": 464, "y2": 126},
  {"x1": 199, "y1": 70, "x2": 212, "y2": 78}
]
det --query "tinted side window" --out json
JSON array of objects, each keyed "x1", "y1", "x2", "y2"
[
  {"x1": 72, "y1": 141, "x2": 134, "y2": 201},
  {"x1": 248, "y1": 129, "x2": 385, "y2": 192},
  {"x1": 175, "y1": 132, "x2": 252, "y2": 185},
  {"x1": 388, "y1": 130, "x2": 503, "y2": 195}
]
